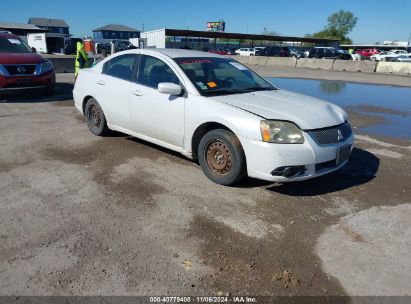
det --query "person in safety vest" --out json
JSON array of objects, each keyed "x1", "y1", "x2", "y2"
[{"x1": 75, "y1": 42, "x2": 89, "y2": 77}]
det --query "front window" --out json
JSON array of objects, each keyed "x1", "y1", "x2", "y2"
[
  {"x1": 175, "y1": 57, "x2": 276, "y2": 96},
  {"x1": 0, "y1": 36, "x2": 32, "y2": 53},
  {"x1": 137, "y1": 55, "x2": 179, "y2": 88}
]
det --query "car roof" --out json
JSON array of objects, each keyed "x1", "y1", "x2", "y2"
[{"x1": 141, "y1": 48, "x2": 225, "y2": 59}]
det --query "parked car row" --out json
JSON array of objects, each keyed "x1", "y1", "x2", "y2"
[
  {"x1": 217, "y1": 45, "x2": 411, "y2": 61},
  {"x1": 229, "y1": 46, "x2": 352, "y2": 60}
]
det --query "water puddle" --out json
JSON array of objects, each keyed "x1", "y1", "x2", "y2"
[{"x1": 268, "y1": 78, "x2": 411, "y2": 140}]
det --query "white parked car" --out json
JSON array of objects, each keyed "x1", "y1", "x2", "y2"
[
  {"x1": 390, "y1": 50, "x2": 408, "y2": 55},
  {"x1": 74, "y1": 49, "x2": 354, "y2": 185},
  {"x1": 370, "y1": 51, "x2": 405, "y2": 62},
  {"x1": 235, "y1": 48, "x2": 256, "y2": 56},
  {"x1": 393, "y1": 55, "x2": 411, "y2": 62}
]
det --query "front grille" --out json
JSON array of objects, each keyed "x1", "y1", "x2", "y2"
[
  {"x1": 4, "y1": 65, "x2": 36, "y2": 75},
  {"x1": 308, "y1": 123, "x2": 352, "y2": 145},
  {"x1": 315, "y1": 159, "x2": 337, "y2": 172},
  {"x1": 3, "y1": 82, "x2": 41, "y2": 89}
]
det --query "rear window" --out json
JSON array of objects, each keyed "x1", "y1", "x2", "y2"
[{"x1": 0, "y1": 37, "x2": 32, "y2": 53}]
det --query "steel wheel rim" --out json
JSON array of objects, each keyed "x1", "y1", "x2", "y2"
[
  {"x1": 88, "y1": 105, "x2": 101, "y2": 130},
  {"x1": 205, "y1": 139, "x2": 232, "y2": 175}
]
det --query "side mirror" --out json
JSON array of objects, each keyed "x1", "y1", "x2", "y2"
[
  {"x1": 158, "y1": 83, "x2": 182, "y2": 96},
  {"x1": 31, "y1": 47, "x2": 37, "y2": 53}
]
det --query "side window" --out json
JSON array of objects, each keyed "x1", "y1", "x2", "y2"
[
  {"x1": 104, "y1": 54, "x2": 137, "y2": 81},
  {"x1": 137, "y1": 55, "x2": 179, "y2": 88}
]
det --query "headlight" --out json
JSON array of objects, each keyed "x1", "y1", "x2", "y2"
[
  {"x1": 0, "y1": 65, "x2": 8, "y2": 76},
  {"x1": 39, "y1": 61, "x2": 53, "y2": 74},
  {"x1": 260, "y1": 120, "x2": 304, "y2": 144}
]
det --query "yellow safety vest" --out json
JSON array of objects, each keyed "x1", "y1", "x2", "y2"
[{"x1": 75, "y1": 42, "x2": 89, "y2": 76}]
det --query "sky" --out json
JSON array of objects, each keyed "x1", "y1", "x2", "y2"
[{"x1": 1, "y1": 0, "x2": 411, "y2": 44}]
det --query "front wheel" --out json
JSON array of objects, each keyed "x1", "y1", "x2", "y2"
[
  {"x1": 85, "y1": 98, "x2": 110, "y2": 136},
  {"x1": 198, "y1": 129, "x2": 247, "y2": 186}
]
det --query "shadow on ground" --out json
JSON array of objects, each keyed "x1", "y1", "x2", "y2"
[
  {"x1": 0, "y1": 82, "x2": 74, "y2": 103},
  {"x1": 125, "y1": 138, "x2": 379, "y2": 196},
  {"x1": 267, "y1": 148, "x2": 379, "y2": 196}
]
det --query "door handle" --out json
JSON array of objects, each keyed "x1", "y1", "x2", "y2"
[
  {"x1": 132, "y1": 90, "x2": 143, "y2": 97},
  {"x1": 97, "y1": 80, "x2": 105, "y2": 85}
]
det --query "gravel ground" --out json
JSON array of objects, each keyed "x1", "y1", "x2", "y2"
[{"x1": 0, "y1": 73, "x2": 410, "y2": 300}]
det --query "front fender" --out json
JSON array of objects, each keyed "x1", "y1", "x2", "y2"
[{"x1": 184, "y1": 96, "x2": 263, "y2": 154}]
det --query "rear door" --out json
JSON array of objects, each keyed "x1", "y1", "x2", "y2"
[{"x1": 95, "y1": 54, "x2": 139, "y2": 130}]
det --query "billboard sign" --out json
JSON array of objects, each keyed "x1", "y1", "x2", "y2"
[{"x1": 206, "y1": 20, "x2": 225, "y2": 32}]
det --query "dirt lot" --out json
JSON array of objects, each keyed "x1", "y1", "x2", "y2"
[{"x1": 0, "y1": 74, "x2": 410, "y2": 301}]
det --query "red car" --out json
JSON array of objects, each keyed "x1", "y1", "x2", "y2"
[
  {"x1": 208, "y1": 48, "x2": 230, "y2": 55},
  {"x1": 356, "y1": 48, "x2": 381, "y2": 57},
  {"x1": 0, "y1": 31, "x2": 55, "y2": 95}
]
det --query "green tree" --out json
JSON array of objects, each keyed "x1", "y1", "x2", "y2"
[
  {"x1": 327, "y1": 10, "x2": 358, "y2": 37},
  {"x1": 308, "y1": 10, "x2": 357, "y2": 44}
]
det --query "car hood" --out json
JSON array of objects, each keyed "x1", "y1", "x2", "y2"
[
  {"x1": 0, "y1": 53, "x2": 46, "y2": 65},
  {"x1": 209, "y1": 89, "x2": 347, "y2": 130}
]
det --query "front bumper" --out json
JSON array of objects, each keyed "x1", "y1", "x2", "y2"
[
  {"x1": 0, "y1": 70, "x2": 55, "y2": 94},
  {"x1": 239, "y1": 131, "x2": 354, "y2": 182}
]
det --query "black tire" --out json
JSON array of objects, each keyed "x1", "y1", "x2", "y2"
[
  {"x1": 198, "y1": 129, "x2": 247, "y2": 186},
  {"x1": 84, "y1": 98, "x2": 110, "y2": 136},
  {"x1": 101, "y1": 49, "x2": 107, "y2": 57}
]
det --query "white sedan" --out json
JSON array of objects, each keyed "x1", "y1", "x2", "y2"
[
  {"x1": 73, "y1": 49, "x2": 353, "y2": 185},
  {"x1": 370, "y1": 50, "x2": 408, "y2": 61},
  {"x1": 235, "y1": 48, "x2": 256, "y2": 56}
]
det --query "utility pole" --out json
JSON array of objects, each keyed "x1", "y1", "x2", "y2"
[{"x1": 264, "y1": 27, "x2": 268, "y2": 35}]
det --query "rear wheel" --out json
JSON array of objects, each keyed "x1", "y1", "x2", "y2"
[
  {"x1": 85, "y1": 98, "x2": 110, "y2": 136},
  {"x1": 198, "y1": 129, "x2": 247, "y2": 186}
]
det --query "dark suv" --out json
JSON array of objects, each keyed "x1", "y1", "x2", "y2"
[
  {"x1": 0, "y1": 31, "x2": 55, "y2": 95},
  {"x1": 257, "y1": 46, "x2": 291, "y2": 57},
  {"x1": 308, "y1": 47, "x2": 352, "y2": 60},
  {"x1": 97, "y1": 40, "x2": 136, "y2": 57}
]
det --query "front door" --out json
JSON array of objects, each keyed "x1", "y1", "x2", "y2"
[{"x1": 130, "y1": 55, "x2": 185, "y2": 148}]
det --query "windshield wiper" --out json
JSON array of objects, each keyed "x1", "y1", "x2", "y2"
[
  {"x1": 239, "y1": 87, "x2": 276, "y2": 92},
  {"x1": 202, "y1": 87, "x2": 276, "y2": 96},
  {"x1": 202, "y1": 89, "x2": 246, "y2": 96}
]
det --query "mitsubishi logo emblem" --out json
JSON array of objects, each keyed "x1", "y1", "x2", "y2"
[
  {"x1": 17, "y1": 67, "x2": 26, "y2": 74},
  {"x1": 337, "y1": 129, "x2": 343, "y2": 141}
]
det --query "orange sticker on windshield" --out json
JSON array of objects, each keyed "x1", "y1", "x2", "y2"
[{"x1": 207, "y1": 82, "x2": 217, "y2": 88}]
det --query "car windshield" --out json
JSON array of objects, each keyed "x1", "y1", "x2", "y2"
[
  {"x1": 175, "y1": 57, "x2": 276, "y2": 96},
  {"x1": 0, "y1": 36, "x2": 32, "y2": 53}
]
